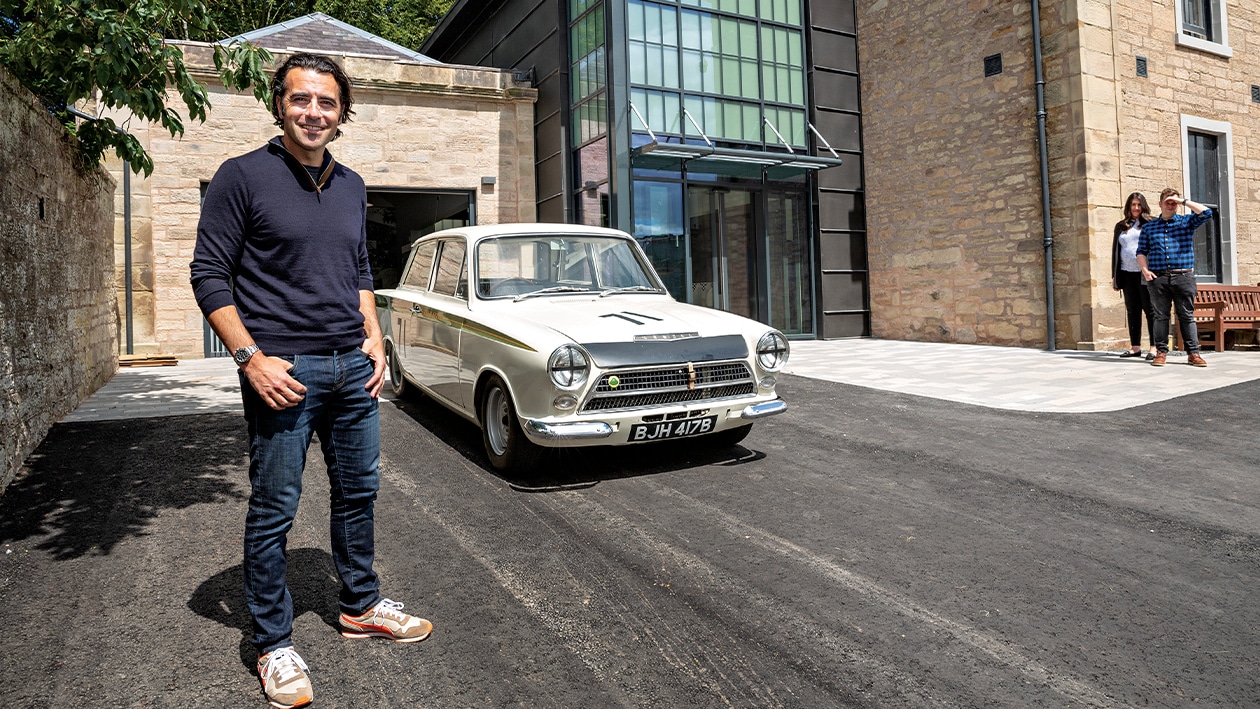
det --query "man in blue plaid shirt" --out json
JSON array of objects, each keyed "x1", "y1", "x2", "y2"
[{"x1": 1136, "y1": 187, "x2": 1212, "y2": 367}]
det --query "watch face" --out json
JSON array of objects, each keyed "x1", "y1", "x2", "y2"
[{"x1": 234, "y1": 346, "x2": 257, "y2": 364}]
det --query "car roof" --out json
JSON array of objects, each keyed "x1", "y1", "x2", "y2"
[{"x1": 415, "y1": 222, "x2": 632, "y2": 247}]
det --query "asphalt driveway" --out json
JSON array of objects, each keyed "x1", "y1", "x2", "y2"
[{"x1": 2, "y1": 372, "x2": 1258, "y2": 707}]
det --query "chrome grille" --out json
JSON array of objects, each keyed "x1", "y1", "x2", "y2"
[{"x1": 582, "y1": 361, "x2": 755, "y2": 412}]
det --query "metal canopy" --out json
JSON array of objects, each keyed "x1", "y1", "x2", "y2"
[
  {"x1": 628, "y1": 102, "x2": 842, "y2": 176},
  {"x1": 632, "y1": 141, "x2": 842, "y2": 171}
]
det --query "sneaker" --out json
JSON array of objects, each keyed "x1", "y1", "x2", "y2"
[
  {"x1": 1151, "y1": 352, "x2": 1167, "y2": 367},
  {"x1": 340, "y1": 598, "x2": 432, "y2": 642},
  {"x1": 257, "y1": 647, "x2": 312, "y2": 709},
  {"x1": 1188, "y1": 352, "x2": 1207, "y2": 367}
]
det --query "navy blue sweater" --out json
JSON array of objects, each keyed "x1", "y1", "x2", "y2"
[{"x1": 191, "y1": 138, "x2": 372, "y2": 356}]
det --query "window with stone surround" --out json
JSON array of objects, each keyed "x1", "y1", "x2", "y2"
[
  {"x1": 1180, "y1": 115, "x2": 1235, "y2": 284},
  {"x1": 1175, "y1": 0, "x2": 1231, "y2": 58}
]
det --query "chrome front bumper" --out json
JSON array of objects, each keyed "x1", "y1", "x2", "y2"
[
  {"x1": 523, "y1": 419, "x2": 614, "y2": 442},
  {"x1": 740, "y1": 399, "x2": 787, "y2": 419},
  {"x1": 523, "y1": 397, "x2": 786, "y2": 445}
]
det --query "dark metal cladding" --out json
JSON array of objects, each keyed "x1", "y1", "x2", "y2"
[{"x1": 579, "y1": 335, "x2": 749, "y2": 368}]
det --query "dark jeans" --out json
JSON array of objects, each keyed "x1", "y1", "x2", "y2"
[
  {"x1": 1146, "y1": 271, "x2": 1199, "y2": 354},
  {"x1": 239, "y1": 348, "x2": 382, "y2": 654},
  {"x1": 1116, "y1": 269, "x2": 1155, "y2": 348}
]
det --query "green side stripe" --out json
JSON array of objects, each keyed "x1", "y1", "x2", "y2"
[{"x1": 405, "y1": 304, "x2": 536, "y2": 352}]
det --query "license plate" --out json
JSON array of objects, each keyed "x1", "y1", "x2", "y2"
[{"x1": 628, "y1": 416, "x2": 717, "y2": 442}]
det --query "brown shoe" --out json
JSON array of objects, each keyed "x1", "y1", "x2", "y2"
[
  {"x1": 1151, "y1": 352, "x2": 1167, "y2": 367},
  {"x1": 1187, "y1": 352, "x2": 1207, "y2": 367}
]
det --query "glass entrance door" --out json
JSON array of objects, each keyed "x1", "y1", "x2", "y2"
[
  {"x1": 688, "y1": 186, "x2": 759, "y2": 320},
  {"x1": 766, "y1": 189, "x2": 812, "y2": 335},
  {"x1": 682, "y1": 184, "x2": 813, "y2": 334}
]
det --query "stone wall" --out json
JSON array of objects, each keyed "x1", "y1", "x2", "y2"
[
  {"x1": 857, "y1": 0, "x2": 1049, "y2": 346},
  {"x1": 856, "y1": 0, "x2": 1259, "y2": 350},
  {"x1": 0, "y1": 66, "x2": 118, "y2": 495},
  {"x1": 104, "y1": 45, "x2": 536, "y2": 359}
]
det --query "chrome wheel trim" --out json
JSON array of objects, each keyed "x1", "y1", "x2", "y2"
[
  {"x1": 485, "y1": 386, "x2": 509, "y2": 456},
  {"x1": 387, "y1": 345, "x2": 405, "y2": 394}
]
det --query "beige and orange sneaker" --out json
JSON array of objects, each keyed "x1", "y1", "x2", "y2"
[
  {"x1": 256, "y1": 647, "x2": 313, "y2": 709},
  {"x1": 339, "y1": 598, "x2": 432, "y2": 643}
]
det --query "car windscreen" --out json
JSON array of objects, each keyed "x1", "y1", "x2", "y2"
[{"x1": 476, "y1": 236, "x2": 658, "y2": 299}]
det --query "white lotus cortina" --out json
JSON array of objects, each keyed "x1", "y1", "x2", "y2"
[{"x1": 376, "y1": 223, "x2": 789, "y2": 474}]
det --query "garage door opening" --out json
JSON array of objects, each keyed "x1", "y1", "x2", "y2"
[
  {"x1": 367, "y1": 189, "x2": 475, "y2": 290},
  {"x1": 203, "y1": 187, "x2": 476, "y2": 357}
]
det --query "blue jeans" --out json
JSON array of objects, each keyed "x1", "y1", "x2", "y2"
[
  {"x1": 239, "y1": 347, "x2": 382, "y2": 654},
  {"x1": 1146, "y1": 271, "x2": 1199, "y2": 354}
]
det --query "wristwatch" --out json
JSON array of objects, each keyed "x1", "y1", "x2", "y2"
[{"x1": 232, "y1": 344, "x2": 260, "y2": 366}]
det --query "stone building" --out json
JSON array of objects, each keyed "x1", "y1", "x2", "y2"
[
  {"x1": 858, "y1": 0, "x2": 1258, "y2": 349},
  {"x1": 105, "y1": 14, "x2": 536, "y2": 358}
]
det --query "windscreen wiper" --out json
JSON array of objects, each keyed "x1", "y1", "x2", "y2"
[
  {"x1": 598, "y1": 286, "x2": 660, "y2": 297},
  {"x1": 514, "y1": 286, "x2": 592, "y2": 301}
]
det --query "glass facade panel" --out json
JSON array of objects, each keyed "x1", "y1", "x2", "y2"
[
  {"x1": 633, "y1": 180, "x2": 686, "y2": 298},
  {"x1": 572, "y1": 46, "x2": 606, "y2": 101},
  {"x1": 629, "y1": 41, "x2": 647, "y2": 84},
  {"x1": 571, "y1": 0, "x2": 607, "y2": 151},
  {"x1": 760, "y1": 0, "x2": 801, "y2": 25},
  {"x1": 629, "y1": 1, "x2": 680, "y2": 91},
  {"x1": 573, "y1": 95, "x2": 608, "y2": 144},
  {"x1": 763, "y1": 106, "x2": 805, "y2": 147},
  {"x1": 631, "y1": 88, "x2": 681, "y2": 134}
]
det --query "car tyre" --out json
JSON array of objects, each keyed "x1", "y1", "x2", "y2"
[
  {"x1": 386, "y1": 341, "x2": 409, "y2": 397},
  {"x1": 708, "y1": 424, "x2": 753, "y2": 448},
  {"x1": 480, "y1": 375, "x2": 543, "y2": 474}
]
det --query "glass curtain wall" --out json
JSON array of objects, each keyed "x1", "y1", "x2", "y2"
[
  {"x1": 571, "y1": 0, "x2": 611, "y2": 226},
  {"x1": 627, "y1": 0, "x2": 806, "y2": 148},
  {"x1": 626, "y1": 0, "x2": 814, "y2": 335}
]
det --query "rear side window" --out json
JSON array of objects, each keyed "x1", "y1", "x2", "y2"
[
  {"x1": 402, "y1": 241, "x2": 437, "y2": 290},
  {"x1": 431, "y1": 240, "x2": 467, "y2": 299}
]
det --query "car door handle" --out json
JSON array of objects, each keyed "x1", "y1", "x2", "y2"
[{"x1": 410, "y1": 304, "x2": 422, "y2": 314}]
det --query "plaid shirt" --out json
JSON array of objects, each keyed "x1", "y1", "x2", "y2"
[{"x1": 1137, "y1": 208, "x2": 1212, "y2": 271}]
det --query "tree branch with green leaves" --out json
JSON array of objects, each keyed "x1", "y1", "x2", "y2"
[{"x1": 0, "y1": 0, "x2": 272, "y2": 176}]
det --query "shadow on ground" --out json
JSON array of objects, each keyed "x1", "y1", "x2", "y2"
[
  {"x1": 188, "y1": 548, "x2": 342, "y2": 668},
  {"x1": 383, "y1": 390, "x2": 765, "y2": 492},
  {"x1": 0, "y1": 413, "x2": 248, "y2": 560}
]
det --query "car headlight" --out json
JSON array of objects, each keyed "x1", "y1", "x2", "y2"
[
  {"x1": 756, "y1": 331, "x2": 789, "y2": 372},
  {"x1": 548, "y1": 345, "x2": 590, "y2": 389}
]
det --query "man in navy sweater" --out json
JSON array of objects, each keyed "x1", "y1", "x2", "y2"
[{"x1": 191, "y1": 53, "x2": 431, "y2": 709}]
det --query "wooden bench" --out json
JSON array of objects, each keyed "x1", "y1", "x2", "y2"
[{"x1": 1175, "y1": 284, "x2": 1260, "y2": 351}]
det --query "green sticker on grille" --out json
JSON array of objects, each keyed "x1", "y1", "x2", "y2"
[{"x1": 608, "y1": 375, "x2": 621, "y2": 389}]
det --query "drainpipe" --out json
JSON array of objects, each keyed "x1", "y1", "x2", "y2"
[
  {"x1": 1031, "y1": 0, "x2": 1055, "y2": 350},
  {"x1": 123, "y1": 163, "x2": 133, "y2": 354}
]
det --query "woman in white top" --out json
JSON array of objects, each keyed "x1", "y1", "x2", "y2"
[{"x1": 1111, "y1": 192, "x2": 1156, "y2": 358}]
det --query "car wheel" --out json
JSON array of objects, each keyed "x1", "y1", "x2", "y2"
[
  {"x1": 708, "y1": 424, "x2": 752, "y2": 448},
  {"x1": 480, "y1": 375, "x2": 543, "y2": 474},
  {"x1": 386, "y1": 341, "x2": 408, "y2": 397}
]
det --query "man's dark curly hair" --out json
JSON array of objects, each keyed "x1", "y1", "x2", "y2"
[{"x1": 270, "y1": 53, "x2": 355, "y2": 139}]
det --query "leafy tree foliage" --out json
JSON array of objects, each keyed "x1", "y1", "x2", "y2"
[
  {"x1": 0, "y1": 0, "x2": 272, "y2": 175},
  {"x1": 0, "y1": 0, "x2": 455, "y2": 175},
  {"x1": 316, "y1": 0, "x2": 455, "y2": 53},
  {"x1": 191, "y1": 0, "x2": 456, "y2": 53}
]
